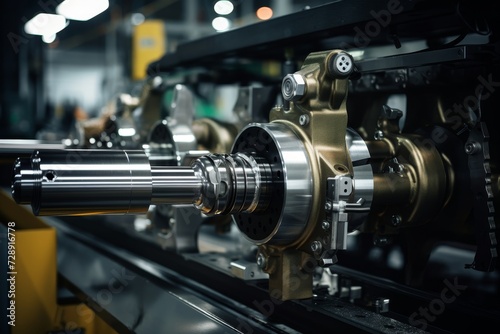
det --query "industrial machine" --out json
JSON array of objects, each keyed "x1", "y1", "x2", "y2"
[{"x1": 3, "y1": 0, "x2": 500, "y2": 333}]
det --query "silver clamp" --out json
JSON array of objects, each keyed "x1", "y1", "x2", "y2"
[{"x1": 326, "y1": 176, "x2": 369, "y2": 252}]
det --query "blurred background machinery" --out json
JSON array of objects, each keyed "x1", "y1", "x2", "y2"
[{"x1": 1, "y1": 1, "x2": 500, "y2": 333}]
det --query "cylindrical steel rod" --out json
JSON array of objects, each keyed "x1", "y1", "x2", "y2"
[
  {"x1": 12, "y1": 150, "x2": 154, "y2": 216},
  {"x1": 11, "y1": 149, "x2": 271, "y2": 217},
  {"x1": 151, "y1": 166, "x2": 202, "y2": 205}
]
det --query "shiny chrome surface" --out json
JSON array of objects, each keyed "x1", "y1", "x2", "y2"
[
  {"x1": 12, "y1": 149, "x2": 272, "y2": 218},
  {"x1": 192, "y1": 153, "x2": 271, "y2": 215},
  {"x1": 270, "y1": 123, "x2": 312, "y2": 244},
  {"x1": 0, "y1": 139, "x2": 65, "y2": 151},
  {"x1": 232, "y1": 123, "x2": 313, "y2": 245},
  {"x1": 168, "y1": 84, "x2": 198, "y2": 160},
  {"x1": 346, "y1": 128, "x2": 374, "y2": 230},
  {"x1": 151, "y1": 167, "x2": 201, "y2": 205},
  {"x1": 12, "y1": 149, "x2": 153, "y2": 216},
  {"x1": 46, "y1": 217, "x2": 306, "y2": 334}
]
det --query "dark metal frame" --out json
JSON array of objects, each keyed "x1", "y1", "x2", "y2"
[
  {"x1": 147, "y1": 0, "x2": 475, "y2": 75},
  {"x1": 51, "y1": 217, "x2": 431, "y2": 333}
]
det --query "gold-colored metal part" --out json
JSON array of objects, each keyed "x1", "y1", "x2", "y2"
[
  {"x1": 263, "y1": 249, "x2": 315, "y2": 300},
  {"x1": 192, "y1": 118, "x2": 239, "y2": 153},
  {"x1": 136, "y1": 78, "x2": 166, "y2": 143},
  {"x1": 259, "y1": 50, "x2": 353, "y2": 300},
  {"x1": 259, "y1": 50, "x2": 451, "y2": 300},
  {"x1": 366, "y1": 109, "x2": 448, "y2": 234},
  {"x1": 372, "y1": 173, "x2": 412, "y2": 207}
]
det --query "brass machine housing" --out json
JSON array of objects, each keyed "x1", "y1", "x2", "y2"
[{"x1": 250, "y1": 49, "x2": 453, "y2": 300}]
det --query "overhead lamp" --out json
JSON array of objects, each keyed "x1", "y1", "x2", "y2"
[
  {"x1": 131, "y1": 13, "x2": 145, "y2": 26},
  {"x1": 56, "y1": 0, "x2": 109, "y2": 21},
  {"x1": 214, "y1": 1, "x2": 234, "y2": 15},
  {"x1": 24, "y1": 13, "x2": 67, "y2": 36},
  {"x1": 118, "y1": 128, "x2": 136, "y2": 137},
  {"x1": 256, "y1": 7, "x2": 273, "y2": 20},
  {"x1": 212, "y1": 17, "x2": 231, "y2": 32},
  {"x1": 42, "y1": 34, "x2": 57, "y2": 44}
]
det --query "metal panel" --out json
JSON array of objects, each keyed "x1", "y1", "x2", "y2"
[
  {"x1": 53, "y1": 219, "x2": 283, "y2": 334},
  {"x1": 148, "y1": 0, "x2": 466, "y2": 74}
]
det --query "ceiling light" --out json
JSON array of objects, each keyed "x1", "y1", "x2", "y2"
[
  {"x1": 256, "y1": 7, "x2": 273, "y2": 20},
  {"x1": 56, "y1": 0, "x2": 109, "y2": 21},
  {"x1": 212, "y1": 17, "x2": 231, "y2": 32},
  {"x1": 42, "y1": 34, "x2": 57, "y2": 44},
  {"x1": 214, "y1": 1, "x2": 234, "y2": 15},
  {"x1": 24, "y1": 13, "x2": 67, "y2": 36},
  {"x1": 118, "y1": 128, "x2": 136, "y2": 137},
  {"x1": 131, "y1": 13, "x2": 145, "y2": 26}
]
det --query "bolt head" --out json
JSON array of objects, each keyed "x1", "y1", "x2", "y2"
[
  {"x1": 299, "y1": 114, "x2": 309, "y2": 126},
  {"x1": 282, "y1": 73, "x2": 306, "y2": 101},
  {"x1": 311, "y1": 241, "x2": 322, "y2": 252},
  {"x1": 322, "y1": 220, "x2": 330, "y2": 230},
  {"x1": 465, "y1": 141, "x2": 479, "y2": 155},
  {"x1": 374, "y1": 130, "x2": 384, "y2": 140},
  {"x1": 256, "y1": 253, "x2": 266, "y2": 269},
  {"x1": 391, "y1": 215, "x2": 401, "y2": 227}
]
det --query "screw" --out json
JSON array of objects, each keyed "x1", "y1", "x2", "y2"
[
  {"x1": 299, "y1": 114, "x2": 310, "y2": 126},
  {"x1": 256, "y1": 253, "x2": 266, "y2": 269},
  {"x1": 282, "y1": 73, "x2": 306, "y2": 101},
  {"x1": 465, "y1": 141, "x2": 480, "y2": 155},
  {"x1": 396, "y1": 163, "x2": 404, "y2": 173},
  {"x1": 325, "y1": 201, "x2": 332, "y2": 211},
  {"x1": 322, "y1": 221, "x2": 330, "y2": 230},
  {"x1": 311, "y1": 241, "x2": 322, "y2": 253},
  {"x1": 374, "y1": 130, "x2": 384, "y2": 140},
  {"x1": 391, "y1": 215, "x2": 401, "y2": 227}
]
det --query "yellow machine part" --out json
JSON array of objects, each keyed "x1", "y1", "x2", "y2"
[
  {"x1": 1, "y1": 190, "x2": 117, "y2": 334},
  {"x1": 132, "y1": 19, "x2": 166, "y2": 81}
]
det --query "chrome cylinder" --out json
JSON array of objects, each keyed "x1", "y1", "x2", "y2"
[
  {"x1": 151, "y1": 167, "x2": 202, "y2": 205},
  {"x1": 11, "y1": 149, "x2": 272, "y2": 217},
  {"x1": 192, "y1": 153, "x2": 271, "y2": 215},
  {"x1": 12, "y1": 149, "x2": 153, "y2": 216},
  {"x1": 346, "y1": 128, "x2": 374, "y2": 230},
  {"x1": 231, "y1": 123, "x2": 313, "y2": 245}
]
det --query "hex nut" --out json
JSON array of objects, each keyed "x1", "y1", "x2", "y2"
[{"x1": 282, "y1": 73, "x2": 306, "y2": 101}]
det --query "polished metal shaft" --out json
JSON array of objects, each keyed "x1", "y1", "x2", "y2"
[
  {"x1": 11, "y1": 149, "x2": 270, "y2": 216},
  {"x1": 12, "y1": 150, "x2": 154, "y2": 216},
  {"x1": 151, "y1": 167, "x2": 201, "y2": 205}
]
